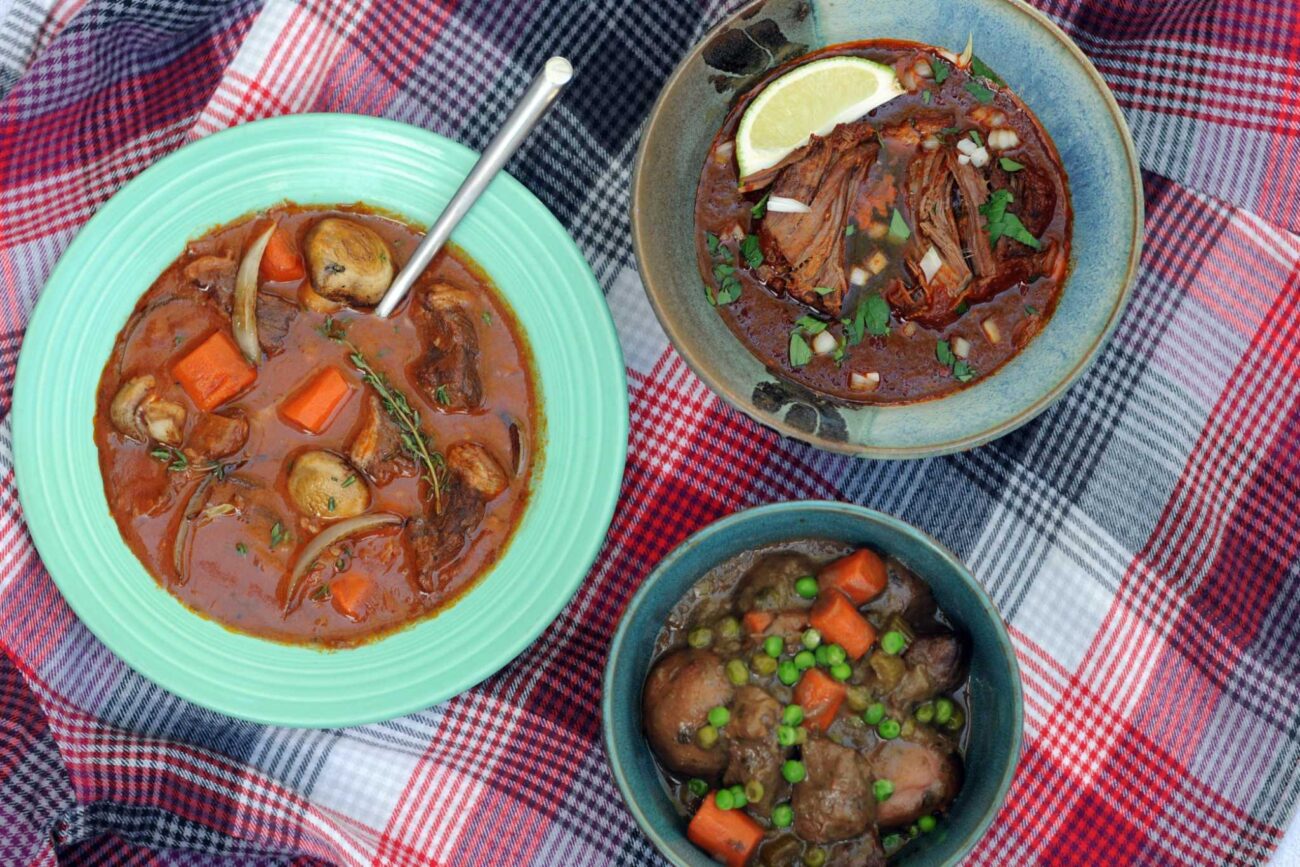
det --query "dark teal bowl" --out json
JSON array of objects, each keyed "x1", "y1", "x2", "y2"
[{"x1": 601, "y1": 501, "x2": 1023, "y2": 865}]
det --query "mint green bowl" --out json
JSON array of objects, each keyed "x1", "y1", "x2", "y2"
[{"x1": 13, "y1": 114, "x2": 628, "y2": 727}]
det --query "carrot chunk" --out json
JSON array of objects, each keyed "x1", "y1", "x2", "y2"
[
  {"x1": 809, "y1": 590, "x2": 877, "y2": 660},
  {"x1": 818, "y1": 549, "x2": 888, "y2": 605},
  {"x1": 172, "y1": 330, "x2": 256, "y2": 411},
  {"x1": 280, "y1": 366, "x2": 352, "y2": 434},
  {"x1": 330, "y1": 573, "x2": 373, "y2": 620},
  {"x1": 259, "y1": 226, "x2": 305, "y2": 282},
  {"x1": 687, "y1": 793, "x2": 764, "y2": 867},
  {"x1": 793, "y1": 667, "x2": 847, "y2": 732},
  {"x1": 743, "y1": 610, "x2": 774, "y2": 635}
]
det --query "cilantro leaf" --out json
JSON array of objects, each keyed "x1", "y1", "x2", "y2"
[
  {"x1": 999, "y1": 213, "x2": 1043, "y2": 250},
  {"x1": 796, "y1": 315, "x2": 828, "y2": 335},
  {"x1": 751, "y1": 192, "x2": 770, "y2": 220},
  {"x1": 888, "y1": 208, "x2": 911, "y2": 243},
  {"x1": 740, "y1": 234, "x2": 764, "y2": 269},
  {"x1": 936, "y1": 340, "x2": 955, "y2": 367},
  {"x1": 789, "y1": 332, "x2": 812, "y2": 367},
  {"x1": 964, "y1": 80, "x2": 995, "y2": 104},
  {"x1": 921, "y1": 89, "x2": 932, "y2": 104},
  {"x1": 969, "y1": 130, "x2": 983, "y2": 147},
  {"x1": 931, "y1": 59, "x2": 950, "y2": 84},
  {"x1": 999, "y1": 157, "x2": 1025, "y2": 172},
  {"x1": 705, "y1": 232, "x2": 722, "y2": 257},
  {"x1": 970, "y1": 54, "x2": 1004, "y2": 85},
  {"x1": 813, "y1": 285, "x2": 836, "y2": 296},
  {"x1": 953, "y1": 360, "x2": 976, "y2": 382},
  {"x1": 863, "y1": 293, "x2": 891, "y2": 336}
]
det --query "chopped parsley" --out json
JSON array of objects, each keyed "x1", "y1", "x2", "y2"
[
  {"x1": 235, "y1": 543, "x2": 247, "y2": 556},
  {"x1": 789, "y1": 331, "x2": 813, "y2": 368},
  {"x1": 964, "y1": 80, "x2": 995, "y2": 104},
  {"x1": 887, "y1": 208, "x2": 911, "y2": 243},
  {"x1": 150, "y1": 447, "x2": 189, "y2": 473},
  {"x1": 310, "y1": 584, "x2": 332, "y2": 601},
  {"x1": 740, "y1": 234, "x2": 764, "y2": 269},
  {"x1": 999, "y1": 157, "x2": 1025, "y2": 172},
  {"x1": 342, "y1": 474, "x2": 357, "y2": 487},
  {"x1": 978, "y1": 188, "x2": 1042, "y2": 250},
  {"x1": 327, "y1": 496, "x2": 336, "y2": 512},
  {"x1": 270, "y1": 522, "x2": 288, "y2": 550},
  {"x1": 434, "y1": 384, "x2": 450, "y2": 405},
  {"x1": 317, "y1": 316, "x2": 347, "y2": 342},
  {"x1": 931, "y1": 59, "x2": 950, "y2": 84},
  {"x1": 481, "y1": 310, "x2": 493, "y2": 325},
  {"x1": 751, "y1": 192, "x2": 770, "y2": 220}
]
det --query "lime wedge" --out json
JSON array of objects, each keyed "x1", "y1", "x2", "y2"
[{"x1": 736, "y1": 56, "x2": 905, "y2": 179}]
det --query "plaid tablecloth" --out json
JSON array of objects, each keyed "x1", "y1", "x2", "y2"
[{"x1": 2, "y1": 0, "x2": 1299, "y2": 864}]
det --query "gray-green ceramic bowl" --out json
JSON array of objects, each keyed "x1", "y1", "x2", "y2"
[
  {"x1": 631, "y1": 0, "x2": 1142, "y2": 458},
  {"x1": 602, "y1": 501, "x2": 1024, "y2": 866}
]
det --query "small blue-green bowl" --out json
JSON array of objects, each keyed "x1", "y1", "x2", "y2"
[{"x1": 601, "y1": 501, "x2": 1023, "y2": 865}]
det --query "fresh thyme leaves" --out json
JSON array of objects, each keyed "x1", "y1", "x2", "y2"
[
  {"x1": 149, "y1": 446, "x2": 229, "y2": 477},
  {"x1": 342, "y1": 474, "x2": 356, "y2": 487},
  {"x1": 481, "y1": 310, "x2": 493, "y2": 326},
  {"x1": 270, "y1": 522, "x2": 288, "y2": 550},
  {"x1": 317, "y1": 316, "x2": 347, "y2": 341},
  {"x1": 235, "y1": 542, "x2": 247, "y2": 555},
  {"x1": 434, "y1": 385, "x2": 450, "y2": 405},
  {"x1": 310, "y1": 583, "x2": 332, "y2": 601},
  {"x1": 347, "y1": 345, "x2": 447, "y2": 513}
]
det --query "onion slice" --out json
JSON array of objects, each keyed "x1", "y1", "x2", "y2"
[
  {"x1": 766, "y1": 196, "x2": 812, "y2": 214},
  {"x1": 172, "y1": 475, "x2": 215, "y2": 584},
  {"x1": 232, "y1": 224, "x2": 276, "y2": 364},
  {"x1": 283, "y1": 512, "x2": 404, "y2": 613}
]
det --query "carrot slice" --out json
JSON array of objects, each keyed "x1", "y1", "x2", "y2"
[
  {"x1": 687, "y1": 793, "x2": 764, "y2": 867},
  {"x1": 818, "y1": 549, "x2": 887, "y2": 605},
  {"x1": 259, "y1": 226, "x2": 305, "y2": 282},
  {"x1": 743, "y1": 610, "x2": 774, "y2": 635},
  {"x1": 280, "y1": 366, "x2": 352, "y2": 434},
  {"x1": 793, "y1": 667, "x2": 847, "y2": 732},
  {"x1": 172, "y1": 330, "x2": 257, "y2": 411},
  {"x1": 330, "y1": 573, "x2": 373, "y2": 620},
  {"x1": 809, "y1": 590, "x2": 877, "y2": 660}
]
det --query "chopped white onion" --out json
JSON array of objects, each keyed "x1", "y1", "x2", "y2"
[
  {"x1": 981, "y1": 317, "x2": 1002, "y2": 344},
  {"x1": 865, "y1": 250, "x2": 889, "y2": 275},
  {"x1": 850, "y1": 371, "x2": 881, "y2": 392},
  {"x1": 812, "y1": 330, "x2": 839, "y2": 355},
  {"x1": 953, "y1": 336, "x2": 971, "y2": 359},
  {"x1": 713, "y1": 141, "x2": 735, "y2": 163},
  {"x1": 849, "y1": 266, "x2": 870, "y2": 287},
  {"x1": 956, "y1": 138, "x2": 978, "y2": 155},
  {"x1": 919, "y1": 245, "x2": 942, "y2": 282},
  {"x1": 988, "y1": 128, "x2": 1020, "y2": 151},
  {"x1": 726, "y1": 223, "x2": 746, "y2": 241},
  {"x1": 937, "y1": 49, "x2": 959, "y2": 64},
  {"x1": 866, "y1": 221, "x2": 888, "y2": 239},
  {"x1": 970, "y1": 146, "x2": 990, "y2": 168},
  {"x1": 914, "y1": 58, "x2": 934, "y2": 79},
  {"x1": 957, "y1": 153, "x2": 972, "y2": 165},
  {"x1": 922, "y1": 135, "x2": 941, "y2": 151},
  {"x1": 766, "y1": 196, "x2": 812, "y2": 214},
  {"x1": 901, "y1": 321, "x2": 918, "y2": 337}
]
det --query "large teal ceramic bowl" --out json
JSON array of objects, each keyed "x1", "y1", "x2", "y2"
[
  {"x1": 602, "y1": 501, "x2": 1023, "y2": 865},
  {"x1": 632, "y1": 0, "x2": 1142, "y2": 457},
  {"x1": 13, "y1": 114, "x2": 628, "y2": 727}
]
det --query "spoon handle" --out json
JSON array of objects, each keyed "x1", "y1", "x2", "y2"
[{"x1": 376, "y1": 56, "x2": 573, "y2": 318}]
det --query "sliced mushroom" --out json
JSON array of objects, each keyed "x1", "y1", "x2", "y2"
[
  {"x1": 304, "y1": 218, "x2": 394, "y2": 306},
  {"x1": 286, "y1": 450, "x2": 370, "y2": 518},
  {"x1": 446, "y1": 442, "x2": 508, "y2": 499},
  {"x1": 140, "y1": 397, "x2": 186, "y2": 447},
  {"x1": 110, "y1": 375, "x2": 156, "y2": 440}
]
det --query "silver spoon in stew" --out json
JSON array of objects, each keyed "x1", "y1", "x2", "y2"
[{"x1": 375, "y1": 56, "x2": 573, "y2": 318}]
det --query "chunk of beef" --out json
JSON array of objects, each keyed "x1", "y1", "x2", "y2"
[
  {"x1": 642, "y1": 649, "x2": 734, "y2": 778},
  {"x1": 724, "y1": 736, "x2": 786, "y2": 819},
  {"x1": 445, "y1": 442, "x2": 508, "y2": 499},
  {"x1": 405, "y1": 475, "x2": 484, "y2": 593},
  {"x1": 750, "y1": 609, "x2": 811, "y2": 649},
  {"x1": 891, "y1": 633, "x2": 966, "y2": 705},
  {"x1": 792, "y1": 738, "x2": 875, "y2": 843},
  {"x1": 1004, "y1": 164, "x2": 1057, "y2": 239},
  {"x1": 183, "y1": 254, "x2": 236, "y2": 292},
  {"x1": 734, "y1": 552, "x2": 818, "y2": 612},
  {"x1": 869, "y1": 738, "x2": 961, "y2": 827},
  {"x1": 729, "y1": 685, "x2": 782, "y2": 740},
  {"x1": 892, "y1": 149, "x2": 971, "y2": 324},
  {"x1": 950, "y1": 153, "x2": 997, "y2": 277},
  {"x1": 256, "y1": 291, "x2": 298, "y2": 355},
  {"x1": 347, "y1": 395, "x2": 416, "y2": 485},
  {"x1": 188, "y1": 412, "x2": 248, "y2": 460},
  {"x1": 412, "y1": 284, "x2": 484, "y2": 411},
  {"x1": 861, "y1": 564, "x2": 936, "y2": 623}
]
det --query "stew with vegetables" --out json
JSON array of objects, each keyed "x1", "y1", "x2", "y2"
[
  {"x1": 94, "y1": 204, "x2": 538, "y2": 647},
  {"x1": 695, "y1": 40, "x2": 1072, "y2": 404},
  {"x1": 643, "y1": 540, "x2": 970, "y2": 865}
]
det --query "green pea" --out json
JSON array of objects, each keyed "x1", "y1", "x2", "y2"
[
  {"x1": 708, "y1": 706, "x2": 731, "y2": 727},
  {"x1": 763, "y1": 635, "x2": 784, "y2": 658},
  {"x1": 752, "y1": 654, "x2": 778, "y2": 676},
  {"x1": 688, "y1": 627, "x2": 714, "y2": 648},
  {"x1": 803, "y1": 847, "x2": 827, "y2": 867},
  {"x1": 718, "y1": 617, "x2": 740, "y2": 639},
  {"x1": 934, "y1": 698, "x2": 954, "y2": 725},
  {"x1": 777, "y1": 659, "x2": 800, "y2": 686},
  {"x1": 696, "y1": 724, "x2": 719, "y2": 749},
  {"x1": 945, "y1": 707, "x2": 966, "y2": 731},
  {"x1": 830, "y1": 662, "x2": 852, "y2": 681},
  {"x1": 781, "y1": 760, "x2": 806, "y2": 784},
  {"x1": 873, "y1": 778, "x2": 895, "y2": 801},
  {"x1": 813, "y1": 645, "x2": 830, "y2": 666},
  {"x1": 726, "y1": 658, "x2": 749, "y2": 686},
  {"x1": 744, "y1": 779, "x2": 765, "y2": 803},
  {"x1": 825, "y1": 644, "x2": 847, "y2": 666},
  {"x1": 877, "y1": 718, "x2": 901, "y2": 740},
  {"x1": 777, "y1": 724, "x2": 797, "y2": 747},
  {"x1": 794, "y1": 650, "x2": 816, "y2": 671},
  {"x1": 918, "y1": 815, "x2": 937, "y2": 833},
  {"x1": 729, "y1": 785, "x2": 748, "y2": 809},
  {"x1": 882, "y1": 833, "x2": 903, "y2": 850},
  {"x1": 794, "y1": 576, "x2": 819, "y2": 599},
  {"x1": 782, "y1": 705, "x2": 804, "y2": 726},
  {"x1": 801, "y1": 628, "x2": 822, "y2": 650},
  {"x1": 915, "y1": 702, "x2": 935, "y2": 724},
  {"x1": 846, "y1": 685, "x2": 871, "y2": 711},
  {"x1": 863, "y1": 702, "x2": 886, "y2": 725},
  {"x1": 715, "y1": 788, "x2": 735, "y2": 810},
  {"x1": 880, "y1": 630, "x2": 907, "y2": 655},
  {"x1": 687, "y1": 778, "x2": 708, "y2": 797},
  {"x1": 772, "y1": 803, "x2": 794, "y2": 828}
]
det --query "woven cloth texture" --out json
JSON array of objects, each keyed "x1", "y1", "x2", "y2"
[{"x1": 1, "y1": 0, "x2": 1299, "y2": 864}]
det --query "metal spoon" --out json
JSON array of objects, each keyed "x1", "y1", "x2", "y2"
[{"x1": 376, "y1": 56, "x2": 574, "y2": 318}]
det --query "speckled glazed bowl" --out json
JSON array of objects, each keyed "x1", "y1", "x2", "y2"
[
  {"x1": 632, "y1": 0, "x2": 1142, "y2": 458},
  {"x1": 602, "y1": 501, "x2": 1024, "y2": 866}
]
